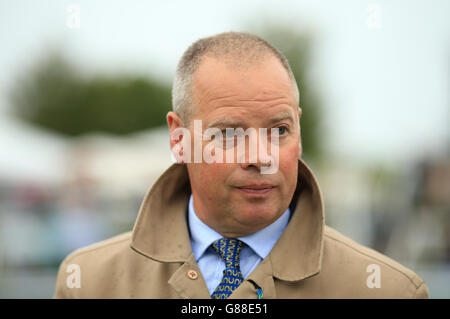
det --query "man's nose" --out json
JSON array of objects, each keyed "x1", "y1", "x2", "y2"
[{"x1": 238, "y1": 131, "x2": 273, "y2": 171}]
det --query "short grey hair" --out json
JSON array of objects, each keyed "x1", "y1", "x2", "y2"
[{"x1": 172, "y1": 31, "x2": 300, "y2": 125}]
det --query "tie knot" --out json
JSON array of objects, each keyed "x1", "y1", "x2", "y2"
[{"x1": 212, "y1": 238, "x2": 244, "y2": 269}]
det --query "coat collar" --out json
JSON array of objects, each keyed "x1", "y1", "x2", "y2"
[{"x1": 130, "y1": 158, "x2": 325, "y2": 282}]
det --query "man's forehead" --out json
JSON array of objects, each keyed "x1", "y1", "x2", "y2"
[{"x1": 192, "y1": 55, "x2": 296, "y2": 111}]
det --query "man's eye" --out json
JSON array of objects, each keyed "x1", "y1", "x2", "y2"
[
  {"x1": 275, "y1": 126, "x2": 288, "y2": 135},
  {"x1": 214, "y1": 130, "x2": 235, "y2": 149},
  {"x1": 222, "y1": 129, "x2": 236, "y2": 138}
]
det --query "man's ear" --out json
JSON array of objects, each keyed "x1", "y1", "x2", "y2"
[
  {"x1": 167, "y1": 111, "x2": 184, "y2": 150},
  {"x1": 297, "y1": 107, "x2": 303, "y2": 159}
]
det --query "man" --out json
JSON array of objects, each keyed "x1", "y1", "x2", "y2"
[{"x1": 54, "y1": 32, "x2": 429, "y2": 298}]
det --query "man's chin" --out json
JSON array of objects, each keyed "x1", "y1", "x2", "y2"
[{"x1": 235, "y1": 206, "x2": 281, "y2": 230}]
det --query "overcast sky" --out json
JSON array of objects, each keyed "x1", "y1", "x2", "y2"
[{"x1": 1, "y1": 0, "x2": 449, "y2": 167}]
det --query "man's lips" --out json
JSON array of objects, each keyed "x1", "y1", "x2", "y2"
[
  {"x1": 234, "y1": 184, "x2": 275, "y2": 197},
  {"x1": 236, "y1": 184, "x2": 275, "y2": 190}
]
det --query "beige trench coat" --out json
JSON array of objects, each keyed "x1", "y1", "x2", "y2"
[{"x1": 54, "y1": 159, "x2": 429, "y2": 298}]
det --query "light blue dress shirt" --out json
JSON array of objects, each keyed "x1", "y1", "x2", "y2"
[{"x1": 188, "y1": 194, "x2": 290, "y2": 295}]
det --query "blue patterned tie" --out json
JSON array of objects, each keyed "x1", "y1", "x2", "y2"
[{"x1": 211, "y1": 238, "x2": 245, "y2": 299}]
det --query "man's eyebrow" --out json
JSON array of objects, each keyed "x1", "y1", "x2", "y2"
[
  {"x1": 267, "y1": 111, "x2": 295, "y2": 125},
  {"x1": 206, "y1": 111, "x2": 295, "y2": 129},
  {"x1": 207, "y1": 118, "x2": 246, "y2": 129}
]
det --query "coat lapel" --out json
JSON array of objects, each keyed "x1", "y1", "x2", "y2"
[{"x1": 168, "y1": 253, "x2": 211, "y2": 299}]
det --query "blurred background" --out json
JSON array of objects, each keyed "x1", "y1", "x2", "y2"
[{"x1": 0, "y1": 0, "x2": 449, "y2": 298}]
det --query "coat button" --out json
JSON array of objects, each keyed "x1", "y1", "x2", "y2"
[{"x1": 187, "y1": 270, "x2": 198, "y2": 280}]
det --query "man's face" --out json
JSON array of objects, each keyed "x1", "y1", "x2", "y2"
[{"x1": 168, "y1": 55, "x2": 302, "y2": 237}]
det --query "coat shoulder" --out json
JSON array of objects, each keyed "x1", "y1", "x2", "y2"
[
  {"x1": 322, "y1": 225, "x2": 429, "y2": 298},
  {"x1": 53, "y1": 232, "x2": 133, "y2": 298},
  {"x1": 62, "y1": 231, "x2": 132, "y2": 264}
]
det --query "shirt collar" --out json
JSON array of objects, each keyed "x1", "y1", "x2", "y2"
[{"x1": 188, "y1": 194, "x2": 291, "y2": 261}]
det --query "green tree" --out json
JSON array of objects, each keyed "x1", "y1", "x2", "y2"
[{"x1": 9, "y1": 51, "x2": 172, "y2": 136}]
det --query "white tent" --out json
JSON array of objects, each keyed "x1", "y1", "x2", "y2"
[{"x1": 0, "y1": 115, "x2": 69, "y2": 185}]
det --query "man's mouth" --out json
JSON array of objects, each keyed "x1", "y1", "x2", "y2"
[{"x1": 235, "y1": 184, "x2": 275, "y2": 197}]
